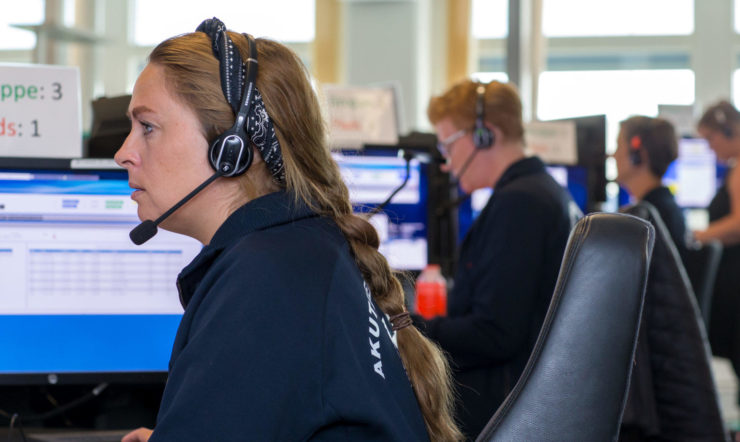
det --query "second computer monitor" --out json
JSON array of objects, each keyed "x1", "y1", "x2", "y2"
[
  {"x1": 662, "y1": 137, "x2": 725, "y2": 209},
  {"x1": 332, "y1": 150, "x2": 428, "y2": 271}
]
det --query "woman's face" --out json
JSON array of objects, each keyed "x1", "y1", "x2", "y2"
[
  {"x1": 114, "y1": 63, "x2": 213, "y2": 232},
  {"x1": 698, "y1": 125, "x2": 738, "y2": 163}
]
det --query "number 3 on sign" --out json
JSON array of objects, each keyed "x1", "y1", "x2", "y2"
[{"x1": 52, "y1": 82, "x2": 62, "y2": 100}]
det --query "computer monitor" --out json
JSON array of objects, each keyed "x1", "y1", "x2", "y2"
[
  {"x1": 0, "y1": 158, "x2": 202, "y2": 385},
  {"x1": 549, "y1": 115, "x2": 608, "y2": 211},
  {"x1": 87, "y1": 95, "x2": 131, "y2": 159},
  {"x1": 332, "y1": 150, "x2": 428, "y2": 271},
  {"x1": 662, "y1": 137, "x2": 724, "y2": 208}
]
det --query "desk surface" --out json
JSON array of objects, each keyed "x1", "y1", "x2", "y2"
[{"x1": 1, "y1": 428, "x2": 130, "y2": 442}]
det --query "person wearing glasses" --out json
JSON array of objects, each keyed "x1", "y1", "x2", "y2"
[{"x1": 414, "y1": 79, "x2": 580, "y2": 439}]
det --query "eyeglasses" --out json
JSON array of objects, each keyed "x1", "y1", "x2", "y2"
[{"x1": 437, "y1": 129, "x2": 469, "y2": 157}]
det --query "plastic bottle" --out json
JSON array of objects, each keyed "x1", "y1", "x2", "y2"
[{"x1": 415, "y1": 264, "x2": 447, "y2": 319}]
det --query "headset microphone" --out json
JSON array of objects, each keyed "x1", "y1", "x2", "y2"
[
  {"x1": 129, "y1": 172, "x2": 223, "y2": 245},
  {"x1": 434, "y1": 148, "x2": 481, "y2": 217}
]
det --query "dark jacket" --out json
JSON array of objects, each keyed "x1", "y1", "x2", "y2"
[
  {"x1": 620, "y1": 202, "x2": 727, "y2": 442},
  {"x1": 417, "y1": 156, "x2": 578, "y2": 439},
  {"x1": 150, "y1": 191, "x2": 429, "y2": 442},
  {"x1": 642, "y1": 185, "x2": 688, "y2": 259}
]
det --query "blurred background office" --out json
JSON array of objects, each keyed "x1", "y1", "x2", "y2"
[
  {"x1": 1, "y1": 0, "x2": 739, "y2": 435},
  {"x1": 1, "y1": 0, "x2": 732, "y2": 211}
]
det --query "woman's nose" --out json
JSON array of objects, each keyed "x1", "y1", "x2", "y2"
[{"x1": 114, "y1": 132, "x2": 137, "y2": 168}]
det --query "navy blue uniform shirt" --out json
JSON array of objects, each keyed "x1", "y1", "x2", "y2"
[
  {"x1": 417, "y1": 156, "x2": 578, "y2": 439},
  {"x1": 150, "y1": 191, "x2": 429, "y2": 441}
]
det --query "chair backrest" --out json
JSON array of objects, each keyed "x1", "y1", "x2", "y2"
[
  {"x1": 622, "y1": 202, "x2": 727, "y2": 441},
  {"x1": 684, "y1": 239, "x2": 723, "y2": 326},
  {"x1": 476, "y1": 213, "x2": 654, "y2": 442}
]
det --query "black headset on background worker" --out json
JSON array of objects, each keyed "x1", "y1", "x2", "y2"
[
  {"x1": 451, "y1": 82, "x2": 495, "y2": 182},
  {"x1": 473, "y1": 83, "x2": 495, "y2": 150},
  {"x1": 714, "y1": 106, "x2": 735, "y2": 139},
  {"x1": 626, "y1": 118, "x2": 657, "y2": 167},
  {"x1": 629, "y1": 132, "x2": 645, "y2": 166}
]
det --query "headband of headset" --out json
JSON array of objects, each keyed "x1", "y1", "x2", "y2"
[
  {"x1": 195, "y1": 18, "x2": 285, "y2": 182},
  {"x1": 713, "y1": 107, "x2": 734, "y2": 138},
  {"x1": 473, "y1": 83, "x2": 494, "y2": 149}
]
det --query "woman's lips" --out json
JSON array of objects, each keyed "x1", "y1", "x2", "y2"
[{"x1": 129, "y1": 184, "x2": 144, "y2": 200}]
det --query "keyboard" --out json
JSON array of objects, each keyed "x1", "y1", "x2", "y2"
[{"x1": 24, "y1": 429, "x2": 131, "y2": 442}]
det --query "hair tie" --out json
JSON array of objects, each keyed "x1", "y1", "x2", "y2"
[{"x1": 390, "y1": 311, "x2": 413, "y2": 331}]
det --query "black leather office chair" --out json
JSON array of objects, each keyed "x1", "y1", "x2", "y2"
[
  {"x1": 476, "y1": 213, "x2": 654, "y2": 442},
  {"x1": 621, "y1": 202, "x2": 727, "y2": 441},
  {"x1": 684, "y1": 239, "x2": 723, "y2": 326}
]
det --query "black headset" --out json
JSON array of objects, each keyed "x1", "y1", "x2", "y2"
[
  {"x1": 629, "y1": 134, "x2": 643, "y2": 165},
  {"x1": 206, "y1": 31, "x2": 258, "y2": 178},
  {"x1": 714, "y1": 107, "x2": 734, "y2": 139},
  {"x1": 473, "y1": 83, "x2": 494, "y2": 149}
]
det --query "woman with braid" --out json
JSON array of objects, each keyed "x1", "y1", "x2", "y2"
[{"x1": 117, "y1": 18, "x2": 460, "y2": 442}]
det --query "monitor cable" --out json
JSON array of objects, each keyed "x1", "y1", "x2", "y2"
[
  {"x1": 2, "y1": 383, "x2": 109, "y2": 441},
  {"x1": 366, "y1": 150, "x2": 413, "y2": 219}
]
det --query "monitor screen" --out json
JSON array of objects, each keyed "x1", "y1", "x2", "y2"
[
  {"x1": 0, "y1": 158, "x2": 202, "y2": 384},
  {"x1": 550, "y1": 114, "x2": 607, "y2": 208},
  {"x1": 456, "y1": 163, "x2": 588, "y2": 241},
  {"x1": 333, "y1": 151, "x2": 428, "y2": 271},
  {"x1": 662, "y1": 137, "x2": 722, "y2": 208}
]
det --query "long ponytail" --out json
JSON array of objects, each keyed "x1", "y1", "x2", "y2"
[{"x1": 252, "y1": 39, "x2": 462, "y2": 442}]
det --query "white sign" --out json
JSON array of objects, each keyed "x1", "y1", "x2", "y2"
[
  {"x1": 322, "y1": 84, "x2": 400, "y2": 149},
  {"x1": 658, "y1": 104, "x2": 696, "y2": 138},
  {"x1": 0, "y1": 63, "x2": 81, "y2": 158},
  {"x1": 525, "y1": 120, "x2": 578, "y2": 165}
]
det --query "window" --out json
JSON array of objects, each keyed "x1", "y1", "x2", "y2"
[
  {"x1": 472, "y1": 0, "x2": 508, "y2": 39},
  {"x1": 472, "y1": 0, "x2": 508, "y2": 81},
  {"x1": 132, "y1": 0, "x2": 315, "y2": 46},
  {"x1": 543, "y1": 0, "x2": 694, "y2": 37},
  {"x1": 0, "y1": 1, "x2": 44, "y2": 50},
  {"x1": 471, "y1": 72, "x2": 509, "y2": 83},
  {"x1": 733, "y1": 69, "x2": 740, "y2": 107},
  {"x1": 538, "y1": 69, "x2": 695, "y2": 152},
  {"x1": 63, "y1": 0, "x2": 76, "y2": 27}
]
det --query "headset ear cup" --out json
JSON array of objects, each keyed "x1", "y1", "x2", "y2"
[
  {"x1": 473, "y1": 123, "x2": 494, "y2": 150},
  {"x1": 629, "y1": 135, "x2": 642, "y2": 165},
  {"x1": 209, "y1": 131, "x2": 253, "y2": 176}
]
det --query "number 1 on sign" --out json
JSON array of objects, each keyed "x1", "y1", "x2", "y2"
[{"x1": 31, "y1": 120, "x2": 39, "y2": 137}]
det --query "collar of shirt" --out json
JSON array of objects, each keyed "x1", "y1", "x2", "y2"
[
  {"x1": 642, "y1": 185, "x2": 672, "y2": 205},
  {"x1": 495, "y1": 156, "x2": 547, "y2": 191},
  {"x1": 176, "y1": 190, "x2": 318, "y2": 307}
]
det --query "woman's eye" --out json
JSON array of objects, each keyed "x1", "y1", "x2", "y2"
[{"x1": 140, "y1": 121, "x2": 153, "y2": 135}]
